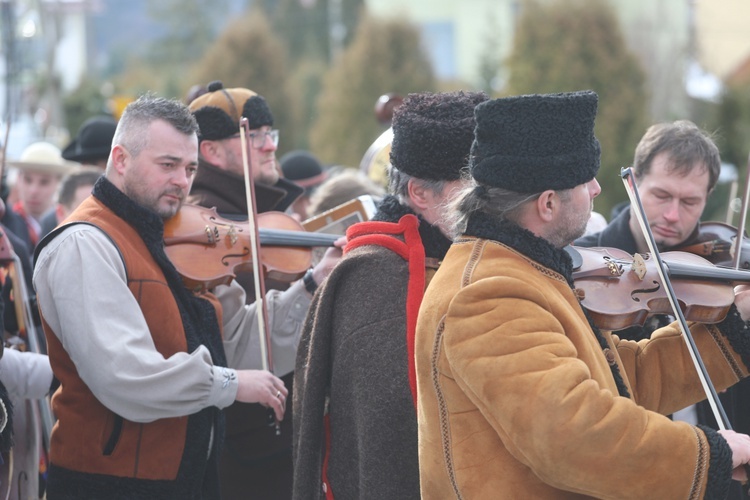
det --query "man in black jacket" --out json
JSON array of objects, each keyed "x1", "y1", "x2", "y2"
[
  {"x1": 576, "y1": 119, "x2": 750, "y2": 500},
  {"x1": 188, "y1": 81, "x2": 342, "y2": 500}
]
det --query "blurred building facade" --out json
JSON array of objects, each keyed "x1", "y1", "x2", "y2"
[
  {"x1": 1, "y1": 0, "x2": 90, "y2": 157},
  {"x1": 365, "y1": 0, "x2": 750, "y2": 122},
  {"x1": 695, "y1": 0, "x2": 750, "y2": 81},
  {"x1": 4, "y1": 0, "x2": 750, "y2": 158}
]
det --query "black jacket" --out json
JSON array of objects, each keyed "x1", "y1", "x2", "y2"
[{"x1": 576, "y1": 207, "x2": 750, "y2": 500}]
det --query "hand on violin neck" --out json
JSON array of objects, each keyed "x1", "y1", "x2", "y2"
[
  {"x1": 734, "y1": 285, "x2": 750, "y2": 322},
  {"x1": 311, "y1": 236, "x2": 346, "y2": 286}
]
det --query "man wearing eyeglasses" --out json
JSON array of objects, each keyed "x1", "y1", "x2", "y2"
[
  {"x1": 188, "y1": 81, "x2": 343, "y2": 500},
  {"x1": 188, "y1": 81, "x2": 297, "y2": 213}
]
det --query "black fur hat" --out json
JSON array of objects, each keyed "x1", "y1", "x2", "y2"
[
  {"x1": 390, "y1": 91, "x2": 489, "y2": 181},
  {"x1": 188, "y1": 81, "x2": 273, "y2": 140},
  {"x1": 470, "y1": 90, "x2": 601, "y2": 193}
]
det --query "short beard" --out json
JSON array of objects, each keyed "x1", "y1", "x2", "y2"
[
  {"x1": 256, "y1": 167, "x2": 279, "y2": 187},
  {"x1": 122, "y1": 180, "x2": 183, "y2": 219},
  {"x1": 547, "y1": 207, "x2": 590, "y2": 248}
]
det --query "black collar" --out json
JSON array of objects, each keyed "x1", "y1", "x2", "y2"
[
  {"x1": 372, "y1": 195, "x2": 452, "y2": 260},
  {"x1": 465, "y1": 211, "x2": 574, "y2": 285}
]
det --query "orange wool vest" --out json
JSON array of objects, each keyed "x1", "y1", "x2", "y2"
[{"x1": 39, "y1": 196, "x2": 215, "y2": 480}]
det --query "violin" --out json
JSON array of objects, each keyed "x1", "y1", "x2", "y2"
[
  {"x1": 164, "y1": 204, "x2": 338, "y2": 291},
  {"x1": 570, "y1": 245, "x2": 750, "y2": 331},
  {"x1": 673, "y1": 221, "x2": 750, "y2": 269}
]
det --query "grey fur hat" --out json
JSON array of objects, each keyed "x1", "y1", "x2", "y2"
[
  {"x1": 470, "y1": 90, "x2": 601, "y2": 193},
  {"x1": 390, "y1": 91, "x2": 489, "y2": 181}
]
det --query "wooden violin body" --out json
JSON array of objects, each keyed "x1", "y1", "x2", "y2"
[
  {"x1": 164, "y1": 204, "x2": 338, "y2": 291},
  {"x1": 570, "y1": 246, "x2": 748, "y2": 331},
  {"x1": 674, "y1": 221, "x2": 750, "y2": 269}
]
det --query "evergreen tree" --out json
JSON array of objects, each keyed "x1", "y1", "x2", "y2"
[
  {"x1": 145, "y1": 0, "x2": 228, "y2": 67},
  {"x1": 285, "y1": 59, "x2": 328, "y2": 151},
  {"x1": 714, "y1": 86, "x2": 750, "y2": 174},
  {"x1": 63, "y1": 78, "x2": 111, "y2": 136},
  {"x1": 189, "y1": 9, "x2": 299, "y2": 153},
  {"x1": 310, "y1": 13, "x2": 436, "y2": 167},
  {"x1": 270, "y1": 0, "x2": 365, "y2": 64},
  {"x1": 506, "y1": 0, "x2": 649, "y2": 218},
  {"x1": 706, "y1": 85, "x2": 750, "y2": 223}
]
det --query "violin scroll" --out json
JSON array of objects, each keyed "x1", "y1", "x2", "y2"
[
  {"x1": 374, "y1": 93, "x2": 404, "y2": 125},
  {"x1": 674, "y1": 221, "x2": 750, "y2": 270}
]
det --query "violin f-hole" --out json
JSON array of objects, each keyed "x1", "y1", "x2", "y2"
[
  {"x1": 221, "y1": 247, "x2": 251, "y2": 267},
  {"x1": 630, "y1": 281, "x2": 661, "y2": 303}
]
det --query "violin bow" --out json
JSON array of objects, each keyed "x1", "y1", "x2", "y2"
[
  {"x1": 622, "y1": 167, "x2": 730, "y2": 428},
  {"x1": 0, "y1": 229, "x2": 54, "y2": 452},
  {"x1": 1, "y1": 107, "x2": 10, "y2": 193},
  {"x1": 732, "y1": 152, "x2": 750, "y2": 270},
  {"x1": 7, "y1": 254, "x2": 55, "y2": 447},
  {"x1": 622, "y1": 166, "x2": 750, "y2": 487},
  {"x1": 238, "y1": 117, "x2": 280, "y2": 435}
]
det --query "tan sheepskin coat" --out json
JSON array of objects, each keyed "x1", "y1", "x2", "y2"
[{"x1": 416, "y1": 236, "x2": 748, "y2": 499}]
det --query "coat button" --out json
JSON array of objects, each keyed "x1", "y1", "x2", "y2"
[{"x1": 603, "y1": 348, "x2": 616, "y2": 365}]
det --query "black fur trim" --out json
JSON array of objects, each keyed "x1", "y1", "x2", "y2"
[
  {"x1": 580, "y1": 308, "x2": 631, "y2": 398},
  {"x1": 193, "y1": 106, "x2": 238, "y2": 141},
  {"x1": 466, "y1": 211, "x2": 574, "y2": 282},
  {"x1": 372, "y1": 195, "x2": 452, "y2": 259},
  {"x1": 193, "y1": 97, "x2": 273, "y2": 141},
  {"x1": 242, "y1": 95, "x2": 273, "y2": 130},
  {"x1": 698, "y1": 424, "x2": 732, "y2": 500},
  {"x1": 0, "y1": 380, "x2": 13, "y2": 453},
  {"x1": 715, "y1": 304, "x2": 750, "y2": 370},
  {"x1": 465, "y1": 211, "x2": 631, "y2": 398}
]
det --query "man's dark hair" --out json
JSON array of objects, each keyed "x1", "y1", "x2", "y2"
[
  {"x1": 58, "y1": 167, "x2": 102, "y2": 209},
  {"x1": 632, "y1": 120, "x2": 721, "y2": 192}
]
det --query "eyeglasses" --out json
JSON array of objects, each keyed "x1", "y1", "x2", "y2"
[{"x1": 231, "y1": 129, "x2": 279, "y2": 148}]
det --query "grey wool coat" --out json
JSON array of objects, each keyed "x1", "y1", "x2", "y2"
[{"x1": 293, "y1": 207, "x2": 447, "y2": 500}]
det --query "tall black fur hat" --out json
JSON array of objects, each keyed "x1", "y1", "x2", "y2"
[
  {"x1": 188, "y1": 81, "x2": 273, "y2": 140},
  {"x1": 470, "y1": 90, "x2": 601, "y2": 193},
  {"x1": 390, "y1": 91, "x2": 489, "y2": 181}
]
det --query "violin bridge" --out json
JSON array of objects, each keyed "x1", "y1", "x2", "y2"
[
  {"x1": 631, "y1": 253, "x2": 647, "y2": 280},
  {"x1": 227, "y1": 224, "x2": 238, "y2": 245}
]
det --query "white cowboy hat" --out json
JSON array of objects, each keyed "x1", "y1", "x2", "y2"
[{"x1": 8, "y1": 141, "x2": 79, "y2": 175}]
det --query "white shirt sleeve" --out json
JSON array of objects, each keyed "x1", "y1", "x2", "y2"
[
  {"x1": 32, "y1": 224, "x2": 238, "y2": 423},
  {"x1": 0, "y1": 349, "x2": 53, "y2": 400},
  {"x1": 217, "y1": 279, "x2": 311, "y2": 376}
]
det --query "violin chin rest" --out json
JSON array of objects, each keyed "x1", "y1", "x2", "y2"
[{"x1": 565, "y1": 245, "x2": 583, "y2": 271}]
